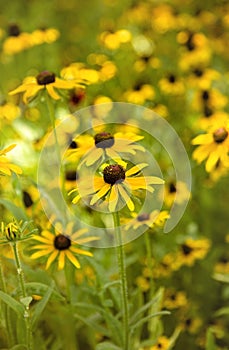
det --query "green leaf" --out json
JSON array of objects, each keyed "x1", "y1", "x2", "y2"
[
  {"x1": 0, "y1": 291, "x2": 24, "y2": 316},
  {"x1": 74, "y1": 313, "x2": 110, "y2": 336},
  {"x1": 214, "y1": 306, "x2": 229, "y2": 317},
  {"x1": 20, "y1": 296, "x2": 33, "y2": 308},
  {"x1": 0, "y1": 199, "x2": 27, "y2": 220},
  {"x1": 130, "y1": 310, "x2": 170, "y2": 334},
  {"x1": 10, "y1": 345, "x2": 27, "y2": 350},
  {"x1": 130, "y1": 293, "x2": 162, "y2": 324},
  {"x1": 96, "y1": 342, "x2": 122, "y2": 350},
  {"x1": 206, "y1": 328, "x2": 217, "y2": 350},
  {"x1": 213, "y1": 273, "x2": 229, "y2": 283},
  {"x1": 31, "y1": 282, "x2": 54, "y2": 328}
]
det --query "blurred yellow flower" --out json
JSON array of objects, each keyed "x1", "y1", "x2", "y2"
[
  {"x1": 0, "y1": 144, "x2": 22, "y2": 176},
  {"x1": 9, "y1": 70, "x2": 84, "y2": 104}
]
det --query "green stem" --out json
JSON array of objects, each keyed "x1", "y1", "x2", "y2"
[
  {"x1": 144, "y1": 231, "x2": 154, "y2": 296},
  {"x1": 63, "y1": 261, "x2": 79, "y2": 350},
  {"x1": 0, "y1": 258, "x2": 15, "y2": 347},
  {"x1": 112, "y1": 211, "x2": 129, "y2": 350},
  {"x1": 12, "y1": 243, "x2": 33, "y2": 350}
]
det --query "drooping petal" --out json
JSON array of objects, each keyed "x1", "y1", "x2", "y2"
[
  {"x1": 65, "y1": 250, "x2": 81, "y2": 269},
  {"x1": 90, "y1": 184, "x2": 110, "y2": 205},
  {"x1": 118, "y1": 185, "x2": 135, "y2": 211},
  {"x1": 191, "y1": 134, "x2": 213, "y2": 145},
  {"x1": 85, "y1": 148, "x2": 103, "y2": 166},
  {"x1": 108, "y1": 185, "x2": 119, "y2": 212},
  {"x1": 58, "y1": 251, "x2": 65, "y2": 270},
  {"x1": 46, "y1": 84, "x2": 61, "y2": 100},
  {"x1": 46, "y1": 250, "x2": 59, "y2": 269}
]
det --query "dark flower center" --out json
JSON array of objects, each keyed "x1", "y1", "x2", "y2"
[
  {"x1": 186, "y1": 33, "x2": 195, "y2": 51},
  {"x1": 94, "y1": 132, "x2": 115, "y2": 149},
  {"x1": 103, "y1": 164, "x2": 125, "y2": 185},
  {"x1": 70, "y1": 90, "x2": 85, "y2": 105},
  {"x1": 202, "y1": 90, "x2": 209, "y2": 101},
  {"x1": 203, "y1": 105, "x2": 213, "y2": 118},
  {"x1": 8, "y1": 24, "x2": 20, "y2": 37},
  {"x1": 168, "y1": 74, "x2": 176, "y2": 83},
  {"x1": 54, "y1": 234, "x2": 71, "y2": 250},
  {"x1": 169, "y1": 182, "x2": 176, "y2": 193},
  {"x1": 23, "y1": 191, "x2": 33, "y2": 208},
  {"x1": 36, "y1": 71, "x2": 56, "y2": 85},
  {"x1": 193, "y1": 68, "x2": 203, "y2": 77},
  {"x1": 137, "y1": 213, "x2": 150, "y2": 222},
  {"x1": 65, "y1": 170, "x2": 78, "y2": 181},
  {"x1": 69, "y1": 140, "x2": 78, "y2": 149},
  {"x1": 213, "y1": 127, "x2": 228, "y2": 144},
  {"x1": 181, "y1": 244, "x2": 193, "y2": 255}
]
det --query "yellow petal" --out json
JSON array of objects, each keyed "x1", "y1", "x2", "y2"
[
  {"x1": 85, "y1": 148, "x2": 103, "y2": 166},
  {"x1": 191, "y1": 134, "x2": 213, "y2": 145},
  {"x1": 46, "y1": 85, "x2": 61, "y2": 100},
  {"x1": 46, "y1": 250, "x2": 59, "y2": 269},
  {"x1": 90, "y1": 184, "x2": 110, "y2": 205},
  {"x1": 70, "y1": 247, "x2": 93, "y2": 256},
  {"x1": 108, "y1": 185, "x2": 119, "y2": 212},
  {"x1": 30, "y1": 249, "x2": 52, "y2": 259},
  {"x1": 58, "y1": 251, "x2": 65, "y2": 270},
  {"x1": 65, "y1": 250, "x2": 81, "y2": 268},
  {"x1": 118, "y1": 185, "x2": 135, "y2": 211},
  {"x1": 126, "y1": 163, "x2": 148, "y2": 176}
]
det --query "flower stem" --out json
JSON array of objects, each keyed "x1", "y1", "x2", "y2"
[
  {"x1": 112, "y1": 211, "x2": 129, "y2": 350},
  {"x1": 0, "y1": 257, "x2": 15, "y2": 347},
  {"x1": 11, "y1": 243, "x2": 33, "y2": 350}
]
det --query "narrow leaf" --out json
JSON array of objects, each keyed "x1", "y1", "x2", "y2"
[
  {"x1": 0, "y1": 291, "x2": 24, "y2": 316},
  {"x1": 31, "y1": 282, "x2": 54, "y2": 328}
]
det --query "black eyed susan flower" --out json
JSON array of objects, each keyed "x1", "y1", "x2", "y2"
[
  {"x1": 176, "y1": 238, "x2": 211, "y2": 267},
  {"x1": 9, "y1": 70, "x2": 84, "y2": 104},
  {"x1": 124, "y1": 210, "x2": 169, "y2": 230},
  {"x1": 163, "y1": 288, "x2": 188, "y2": 310},
  {"x1": 159, "y1": 74, "x2": 185, "y2": 95},
  {"x1": 162, "y1": 180, "x2": 190, "y2": 207},
  {"x1": 192, "y1": 123, "x2": 229, "y2": 172},
  {"x1": 150, "y1": 336, "x2": 170, "y2": 350},
  {"x1": 66, "y1": 129, "x2": 145, "y2": 166},
  {"x1": 30, "y1": 221, "x2": 98, "y2": 270},
  {"x1": 0, "y1": 144, "x2": 22, "y2": 176},
  {"x1": 69, "y1": 162, "x2": 164, "y2": 212}
]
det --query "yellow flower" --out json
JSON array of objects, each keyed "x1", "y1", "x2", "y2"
[
  {"x1": 192, "y1": 122, "x2": 229, "y2": 172},
  {"x1": 163, "y1": 180, "x2": 191, "y2": 207},
  {"x1": 0, "y1": 144, "x2": 22, "y2": 176},
  {"x1": 9, "y1": 70, "x2": 84, "y2": 104},
  {"x1": 66, "y1": 130, "x2": 145, "y2": 166},
  {"x1": 124, "y1": 210, "x2": 169, "y2": 230},
  {"x1": 150, "y1": 336, "x2": 170, "y2": 350},
  {"x1": 69, "y1": 162, "x2": 164, "y2": 212},
  {"x1": 163, "y1": 289, "x2": 188, "y2": 309},
  {"x1": 124, "y1": 84, "x2": 155, "y2": 104},
  {"x1": 61, "y1": 62, "x2": 99, "y2": 84},
  {"x1": 30, "y1": 27, "x2": 60, "y2": 45},
  {"x1": 30, "y1": 221, "x2": 98, "y2": 270},
  {"x1": 159, "y1": 74, "x2": 185, "y2": 95},
  {"x1": 175, "y1": 238, "x2": 211, "y2": 268},
  {"x1": 0, "y1": 102, "x2": 20, "y2": 122}
]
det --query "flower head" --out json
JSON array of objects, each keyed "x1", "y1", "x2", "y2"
[
  {"x1": 0, "y1": 144, "x2": 22, "y2": 176},
  {"x1": 69, "y1": 162, "x2": 164, "y2": 212},
  {"x1": 124, "y1": 210, "x2": 169, "y2": 230},
  {"x1": 30, "y1": 221, "x2": 98, "y2": 270},
  {"x1": 65, "y1": 129, "x2": 145, "y2": 166},
  {"x1": 9, "y1": 70, "x2": 85, "y2": 104},
  {"x1": 192, "y1": 122, "x2": 229, "y2": 172}
]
